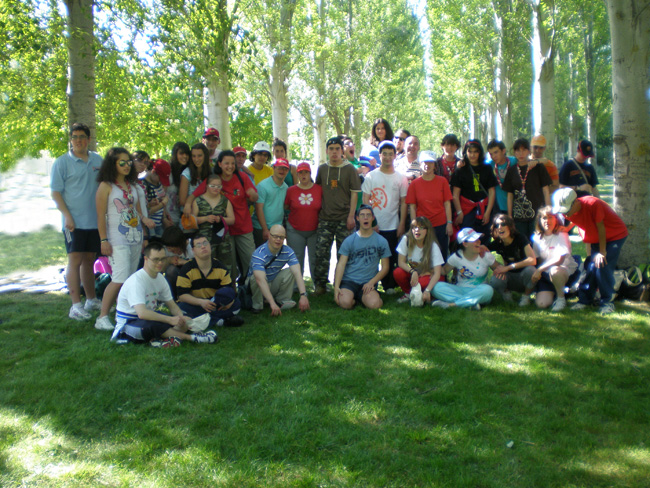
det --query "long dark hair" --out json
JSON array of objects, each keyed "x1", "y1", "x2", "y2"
[
  {"x1": 461, "y1": 139, "x2": 486, "y2": 166},
  {"x1": 370, "y1": 118, "x2": 394, "y2": 147},
  {"x1": 170, "y1": 141, "x2": 191, "y2": 187},
  {"x1": 491, "y1": 213, "x2": 518, "y2": 241},
  {"x1": 189, "y1": 143, "x2": 210, "y2": 185},
  {"x1": 97, "y1": 147, "x2": 137, "y2": 184}
]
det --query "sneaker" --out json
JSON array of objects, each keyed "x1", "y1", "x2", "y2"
[
  {"x1": 599, "y1": 302, "x2": 615, "y2": 315},
  {"x1": 251, "y1": 308, "x2": 263, "y2": 315},
  {"x1": 396, "y1": 294, "x2": 410, "y2": 304},
  {"x1": 501, "y1": 291, "x2": 514, "y2": 303},
  {"x1": 385, "y1": 287, "x2": 398, "y2": 295},
  {"x1": 518, "y1": 295, "x2": 531, "y2": 307},
  {"x1": 192, "y1": 330, "x2": 218, "y2": 344},
  {"x1": 84, "y1": 298, "x2": 102, "y2": 312},
  {"x1": 470, "y1": 304, "x2": 482, "y2": 311},
  {"x1": 280, "y1": 300, "x2": 296, "y2": 310},
  {"x1": 69, "y1": 304, "x2": 91, "y2": 321},
  {"x1": 94, "y1": 315, "x2": 115, "y2": 331},
  {"x1": 551, "y1": 297, "x2": 567, "y2": 312},
  {"x1": 432, "y1": 300, "x2": 450, "y2": 309},
  {"x1": 223, "y1": 316, "x2": 245, "y2": 327},
  {"x1": 313, "y1": 286, "x2": 327, "y2": 296},
  {"x1": 150, "y1": 337, "x2": 182, "y2": 348},
  {"x1": 571, "y1": 302, "x2": 589, "y2": 311}
]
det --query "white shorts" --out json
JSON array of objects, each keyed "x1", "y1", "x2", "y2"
[{"x1": 109, "y1": 245, "x2": 141, "y2": 283}]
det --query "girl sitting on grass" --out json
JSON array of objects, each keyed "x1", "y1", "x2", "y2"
[
  {"x1": 432, "y1": 228, "x2": 499, "y2": 310},
  {"x1": 394, "y1": 216, "x2": 444, "y2": 306},
  {"x1": 528, "y1": 206, "x2": 578, "y2": 311}
]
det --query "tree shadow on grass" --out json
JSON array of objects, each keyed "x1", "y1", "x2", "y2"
[{"x1": 0, "y1": 292, "x2": 649, "y2": 486}]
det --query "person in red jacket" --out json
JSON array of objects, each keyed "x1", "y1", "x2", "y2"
[{"x1": 552, "y1": 188, "x2": 628, "y2": 314}]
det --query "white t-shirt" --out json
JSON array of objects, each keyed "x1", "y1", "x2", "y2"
[
  {"x1": 361, "y1": 169, "x2": 408, "y2": 231},
  {"x1": 447, "y1": 250, "x2": 495, "y2": 287},
  {"x1": 531, "y1": 232, "x2": 577, "y2": 274},
  {"x1": 112, "y1": 269, "x2": 173, "y2": 340},
  {"x1": 396, "y1": 235, "x2": 444, "y2": 269}
]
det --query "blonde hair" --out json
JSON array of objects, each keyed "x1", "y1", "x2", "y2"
[
  {"x1": 406, "y1": 216, "x2": 439, "y2": 273},
  {"x1": 535, "y1": 206, "x2": 560, "y2": 236}
]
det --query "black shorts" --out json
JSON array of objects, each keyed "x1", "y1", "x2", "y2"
[
  {"x1": 120, "y1": 318, "x2": 172, "y2": 343},
  {"x1": 340, "y1": 280, "x2": 378, "y2": 304},
  {"x1": 64, "y1": 228, "x2": 101, "y2": 254}
]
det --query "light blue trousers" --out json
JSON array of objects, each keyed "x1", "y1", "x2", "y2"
[{"x1": 433, "y1": 282, "x2": 494, "y2": 308}]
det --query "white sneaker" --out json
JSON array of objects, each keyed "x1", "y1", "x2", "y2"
[
  {"x1": 518, "y1": 295, "x2": 531, "y2": 307},
  {"x1": 551, "y1": 297, "x2": 566, "y2": 312},
  {"x1": 69, "y1": 304, "x2": 91, "y2": 321},
  {"x1": 599, "y1": 302, "x2": 615, "y2": 315},
  {"x1": 84, "y1": 298, "x2": 102, "y2": 312},
  {"x1": 571, "y1": 302, "x2": 589, "y2": 311},
  {"x1": 95, "y1": 315, "x2": 115, "y2": 331},
  {"x1": 470, "y1": 304, "x2": 482, "y2": 311},
  {"x1": 280, "y1": 300, "x2": 296, "y2": 310},
  {"x1": 396, "y1": 294, "x2": 410, "y2": 304},
  {"x1": 432, "y1": 300, "x2": 450, "y2": 309},
  {"x1": 501, "y1": 291, "x2": 514, "y2": 303}
]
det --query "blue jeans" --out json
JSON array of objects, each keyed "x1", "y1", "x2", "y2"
[{"x1": 578, "y1": 237, "x2": 626, "y2": 306}]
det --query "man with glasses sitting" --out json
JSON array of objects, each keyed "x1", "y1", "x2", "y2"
[
  {"x1": 247, "y1": 224, "x2": 311, "y2": 316},
  {"x1": 176, "y1": 236, "x2": 243, "y2": 327}
]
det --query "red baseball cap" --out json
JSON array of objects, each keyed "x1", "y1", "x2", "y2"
[
  {"x1": 203, "y1": 127, "x2": 220, "y2": 138},
  {"x1": 233, "y1": 146, "x2": 247, "y2": 154},
  {"x1": 296, "y1": 162, "x2": 311, "y2": 173},
  {"x1": 152, "y1": 159, "x2": 171, "y2": 186},
  {"x1": 273, "y1": 158, "x2": 290, "y2": 169}
]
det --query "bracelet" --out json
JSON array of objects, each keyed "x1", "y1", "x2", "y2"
[
  {"x1": 447, "y1": 220, "x2": 452, "y2": 224},
  {"x1": 300, "y1": 292, "x2": 307, "y2": 297},
  {"x1": 101, "y1": 238, "x2": 108, "y2": 242}
]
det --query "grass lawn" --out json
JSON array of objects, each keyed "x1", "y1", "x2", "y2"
[{"x1": 1, "y1": 288, "x2": 649, "y2": 487}]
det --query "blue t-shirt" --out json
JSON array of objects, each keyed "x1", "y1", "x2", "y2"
[
  {"x1": 488, "y1": 156, "x2": 516, "y2": 213},
  {"x1": 339, "y1": 231, "x2": 391, "y2": 284},
  {"x1": 252, "y1": 176, "x2": 288, "y2": 230},
  {"x1": 248, "y1": 243, "x2": 298, "y2": 282},
  {"x1": 50, "y1": 150, "x2": 103, "y2": 229}
]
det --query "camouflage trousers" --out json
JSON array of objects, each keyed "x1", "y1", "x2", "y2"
[{"x1": 312, "y1": 219, "x2": 352, "y2": 287}]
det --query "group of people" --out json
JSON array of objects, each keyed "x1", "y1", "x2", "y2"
[{"x1": 50, "y1": 120, "x2": 627, "y2": 347}]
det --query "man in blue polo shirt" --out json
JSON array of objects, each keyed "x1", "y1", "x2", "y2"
[
  {"x1": 247, "y1": 224, "x2": 310, "y2": 316},
  {"x1": 252, "y1": 158, "x2": 290, "y2": 247},
  {"x1": 50, "y1": 123, "x2": 104, "y2": 321}
]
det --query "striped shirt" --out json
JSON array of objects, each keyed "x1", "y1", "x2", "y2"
[
  {"x1": 248, "y1": 243, "x2": 299, "y2": 282},
  {"x1": 176, "y1": 259, "x2": 232, "y2": 299}
]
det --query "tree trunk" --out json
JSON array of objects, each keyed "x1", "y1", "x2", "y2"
[
  {"x1": 205, "y1": 64, "x2": 231, "y2": 149},
  {"x1": 270, "y1": 59, "x2": 289, "y2": 144},
  {"x1": 313, "y1": 104, "x2": 327, "y2": 166},
  {"x1": 64, "y1": 0, "x2": 96, "y2": 150},
  {"x1": 530, "y1": 0, "x2": 556, "y2": 158},
  {"x1": 606, "y1": 0, "x2": 650, "y2": 266},
  {"x1": 583, "y1": 11, "x2": 597, "y2": 161}
]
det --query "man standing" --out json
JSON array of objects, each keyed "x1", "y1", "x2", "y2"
[
  {"x1": 552, "y1": 188, "x2": 627, "y2": 314},
  {"x1": 435, "y1": 134, "x2": 461, "y2": 182},
  {"x1": 111, "y1": 242, "x2": 217, "y2": 347},
  {"x1": 531, "y1": 135, "x2": 559, "y2": 193},
  {"x1": 393, "y1": 128, "x2": 410, "y2": 162},
  {"x1": 400, "y1": 135, "x2": 423, "y2": 182},
  {"x1": 313, "y1": 136, "x2": 361, "y2": 295},
  {"x1": 342, "y1": 136, "x2": 364, "y2": 175},
  {"x1": 248, "y1": 225, "x2": 310, "y2": 315},
  {"x1": 486, "y1": 139, "x2": 516, "y2": 214},
  {"x1": 333, "y1": 205, "x2": 391, "y2": 310},
  {"x1": 50, "y1": 123, "x2": 104, "y2": 321},
  {"x1": 202, "y1": 128, "x2": 221, "y2": 166},
  {"x1": 233, "y1": 146, "x2": 248, "y2": 171},
  {"x1": 362, "y1": 140, "x2": 408, "y2": 291},
  {"x1": 559, "y1": 140, "x2": 600, "y2": 197},
  {"x1": 252, "y1": 158, "x2": 290, "y2": 246},
  {"x1": 177, "y1": 236, "x2": 243, "y2": 327}
]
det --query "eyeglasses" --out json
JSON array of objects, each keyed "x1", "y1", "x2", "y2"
[
  {"x1": 494, "y1": 222, "x2": 506, "y2": 228},
  {"x1": 394, "y1": 137, "x2": 406, "y2": 142},
  {"x1": 118, "y1": 160, "x2": 133, "y2": 167},
  {"x1": 149, "y1": 257, "x2": 166, "y2": 264},
  {"x1": 208, "y1": 184, "x2": 223, "y2": 189},
  {"x1": 70, "y1": 135, "x2": 88, "y2": 140},
  {"x1": 411, "y1": 226, "x2": 425, "y2": 231},
  {"x1": 270, "y1": 234, "x2": 286, "y2": 240},
  {"x1": 194, "y1": 241, "x2": 210, "y2": 248}
]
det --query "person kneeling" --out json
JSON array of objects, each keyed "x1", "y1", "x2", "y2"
[
  {"x1": 111, "y1": 242, "x2": 217, "y2": 347},
  {"x1": 334, "y1": 205, "x2": 391, "y2": 309},
  {"x1": 247, "y1": 224, "x2": 310, "y2": 316},
  {"x1": 433, "y1": 228, "x2": 499, "y2": 310},
  {"x1": 177, "y1": 236, "x2": 243, "y2": 327}
]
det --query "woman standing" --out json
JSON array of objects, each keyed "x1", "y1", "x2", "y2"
[
  {"x1": 248, "y1": 141, "x2": 273, "y2": 185},
  {"x1": 192, "y1": 173, "x2": 235, "y2": 267},
  {"x1": 179, "y1": 143, "x2": 210, "y2": 210},
  {"x1": 394, "y1": 216, "x2": 444, "y2": 305},
  {"x1": 95, "y1": 148, "x2": 154, "y2": 331},
  {"x1": 529, "y1": 206, "x2": 578, "y2": 311},
  {"x1": 406, "y1": 151, "x2": 453, "y2": 258},
  {"x1": 167, "y1": 142, "x2": 191, "y2": 226},
  {"x1": 451, "y1": 139, "x2": 497, "y2": 241},
  {"x1": 284, "y1": 162, "x2": 322, "y2": 279}
]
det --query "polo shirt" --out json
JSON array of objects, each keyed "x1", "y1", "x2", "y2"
[
  {"x1": 248, "y1": 243, "x2": 299, "y2": 282},
  {"x1": 252, "y1": 176, "x2": 288, "y2": 230},
  {"x1": 50, "y1": 150, "x2": 103, "y2": 229},
  {"x1": 176, "y1": 258, "x2": 232, "y2": 299}
]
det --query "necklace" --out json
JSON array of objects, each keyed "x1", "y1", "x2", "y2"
[
  {"x1": 494, "y1": 161, "x2": 509, "y2": 188},
  {"x1": 517, "y1": 164, "x2": 529, "y2": 195}
]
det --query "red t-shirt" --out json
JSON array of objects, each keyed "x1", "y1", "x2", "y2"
[
  {"x1": 284, "y1": 184, "x2": 323, "y2": 232},
  {"x1": 405, "y1": 176, "x2": 453, "y2": 227},
  {"x1": 567, "y1": 196, "x2": 628, "y2": 244},
  {"x1": 193, "y1": 172, "x2": 257, "y2": 235}
]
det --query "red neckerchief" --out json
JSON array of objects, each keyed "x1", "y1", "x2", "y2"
[
  {"x1": 115, "y1": 181, "x2": 134, "y2": 205},
  {"x1": 517, "y1": 164, "x2": 529, "y2": 195},
  {"x1": 493, "y1": 160, "x2": 510, "y2": 188}
]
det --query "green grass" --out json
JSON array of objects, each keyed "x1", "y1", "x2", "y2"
[
  {"x1": 1, "y1": 290, "x2": 649, "y2": 487},
  {"x1": 0, "y1": 226, "x2": 66, "y2": 276}
]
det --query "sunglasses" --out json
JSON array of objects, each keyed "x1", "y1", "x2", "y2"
[{"x1": 118, "y1": 160, "x2": 133, "y2": 167}]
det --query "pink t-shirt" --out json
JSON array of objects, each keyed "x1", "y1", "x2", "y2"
[
  {"x1": 284, "y1": 184, "x2": 322, "y2": 232},
  {"x1": 405, "y1": 176, "x2": 453, "y2": 227}
]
